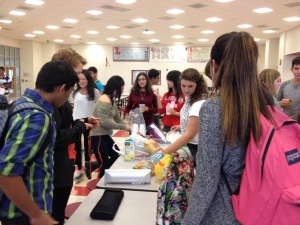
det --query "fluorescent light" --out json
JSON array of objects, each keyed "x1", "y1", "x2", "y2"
[
  {"x1": 33, "y1": 30, "x2": 44, "y2": 34},
  {"x1": 86, "y1": 31, "x2": 99, "y2": 34},
  {"x1": 115, "y1": 0, "x2": 136, "y2": 4},
  {"x1": 172, "y1": 35, "x2": 184, "y2": 38},
  {"x1": 63, "y1": 19, "x2": 78, "y2": 23},
  {"x1": 166, "y1": 9, "x2": 185, "y2": 14},
  {"x1": 25, "y1": 0, "x2": 44, "y2": 5},
  {"x1": 0, "y1": 20, "x2": 12, "y2": 24},
  {"x1": 86, "y1": 10, "x2": 102, "y2": 15},
  {"x1": 70, "y1": 35, "x2": 81, "y2": 38},
  {"x1": 9, "y1": 11, "x2": 26, "y2": 16},
  {"x1": 25, "y1": 34, "x2": 36, "y2": 37},
  {"x1": 254, "y1": 38, "x2": 260, "y2": 41},
  {"x1": 120, "y1": 35, "x2": 131, "y2": 38},
  {"x1": 237, "y1": 24, "x2": 252, "y2": 28},
  {"x1": 87, "y1": 42, "x2": 97, "y2": 44},
  {"x1": 263, "y1": 30, "x2": 276, "y2": 33},
  {"x1": 106, "y1": 25, "x2": 119, "y2": 29},
  {"x1": 132, "y1": 18, "x2": 148, "y2": 23},
  {"x1": 46, "y1": 25, "x2": 59, "y2": 29},
  {"x1": 107, "y1": 38, "x2": 117, "y2": 41},
  {"x1": 142, "y1": 30, "x2": 155, "y2": 34},
  {"x1": 54, "y1": 39, "x2": 64, "y2": 43},
  {"x1": 215, "y1": 0, "x2": 234, "y2": 2},
  {"x1": 198, "y1": 38, "x2": 209, "y2": 42},
  {"x1": 149, "y1": 39, "x2": 160, "y2": 42},
  {"x1": 253, "y1": 8, "x2": 273, "y2": 13},
  {"x1": 283, "y1": 17, "x2": 300, "y2": 22},
  {"x1": 131, "y1": 42, "x2": 140, "y2": 45},
  {"x1": 170, "y1": 25, "x2": 184, "y2": 29},
  {"x1": 201, "y1": 30, "x2": 214, "y2": 34},
  {"x1": 206, "y1": 17, "x2": 223, "y2": 22},
  {"x1": 174, "y1": 42, "x2": 184, "y2": 45}
]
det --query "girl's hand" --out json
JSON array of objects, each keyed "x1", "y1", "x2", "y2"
[{"x1": 170, "y1": 125, "x2": 180, "y2": 132}]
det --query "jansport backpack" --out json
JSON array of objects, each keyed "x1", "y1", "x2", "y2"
[
  {"x1": 225, "y1": 106, "x2": 300, "y2": 225},
  {"x1": 156, "y1": 152, "x2": 194, "y2": 225}
]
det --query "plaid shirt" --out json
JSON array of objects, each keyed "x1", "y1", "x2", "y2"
[{"x1": 0, "y1": 88, "x2": 56, "y2": 219}]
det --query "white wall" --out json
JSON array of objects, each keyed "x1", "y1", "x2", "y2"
[{"x1": 71, "y1": 44, "x2": 208, "y2": 93}]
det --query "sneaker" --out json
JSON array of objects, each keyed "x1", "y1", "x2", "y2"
[{"x1": 74, "y1": 172, "x2": 84, "y2": 183}]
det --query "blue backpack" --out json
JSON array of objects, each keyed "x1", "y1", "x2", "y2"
[{"x1": 0, "y1": 98, "x2": 53, "y2": 200}]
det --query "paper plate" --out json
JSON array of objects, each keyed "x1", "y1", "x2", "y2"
[{"x1": 166, "y1": 132, "x2": 182, "y2": 143}]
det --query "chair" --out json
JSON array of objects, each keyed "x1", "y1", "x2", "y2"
[
  {"x1": 65, "y1": 202, "x2": 82, "y2": 219},
  {"x1": 86, "y1": 178, "x2": 100, "y2": 191}
]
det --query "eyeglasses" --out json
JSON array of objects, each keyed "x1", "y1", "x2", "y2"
[{"x1": 138, "y1": 78, "x2": 146, "y2": 81}]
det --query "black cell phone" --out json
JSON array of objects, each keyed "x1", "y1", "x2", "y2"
[{"x1": 90, "y1": 189, "x2": 124, "y2": 220}]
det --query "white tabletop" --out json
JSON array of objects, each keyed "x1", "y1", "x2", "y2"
[
  {"x1": 65, "y1": 189, "x2": 157, "y2": 225},
  {"x1": 96, "y1": 156, "x2": 162, "y2": 192}
]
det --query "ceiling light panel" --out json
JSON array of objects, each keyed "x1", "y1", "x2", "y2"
[
  {"x1": 283, "y1": 17, "x2": 300, "y2": 22},
  {"x1": 198, "y1": 38, "x2": 209, "y2": 42},
  {"x1": 0, "y1": 20, "x2": 12, "y2": 24},
  {"x1": 170, "y1": 25, "x2": 184, "y2": 29},
  {"x1": 86, "y1": 10, "x2": 103, "y2": 15},
  {"x1": 237, "y1": 24, "x2": 252, "y2": 28},
  {"x1": 54, "y1": 39, "x2": 64, "y2": 42},
  {"x1": 201, "y1": 30, "x2": 214, "y2": 34},
  {"x1": 131, "y1": 42, "x2": 139, "y2": 45},
  {"x1": 166, "y1": 9, "x2": 185, "y2": 14},
  {"x1": 33, "y1": 30, "x2": 44, "y2": 34},
  {"x1": 120, "y1": 35, "x2": 131, "y2": 38},
  {"x1": 263, "y1": 30, "x2": 276, "y2": 33},
  {"x1": 107, "y1": 38, "x2": 117, "y2": 41},
  {"x1": 142, "y1": 30, "x2": 155, "y2": 34},
  {"x1": 206, "y1": 17, "x2": 223, "y2": 22},
  {"x1": 132, "y1": 18, "x2": 148, "y2": 23},
  {"x1": 253, "y1": 8, "x2": 273, "y2": 13},
  {"x1": 149, "y1": 39, "x2": 159, "y2": 42},
  {"x1": 46, "y1": 25, "x2": 59, "y2": 29},
  {"x1": 25, "y1": 0, "x2": 45, "y2": 5},
  {"x1": 115, "y1": 0, "x2": 136, "y2": 4},
  {"x1": 70, "y1": 35, "x2": 81, "y2": 38},
  {"x1": 63, "y1": 19, "x2": 78, "y2": 23},
  {"x1": 25, "y1": 34, "x2": 35, "y2": 37},
  {"x1": 107, "y1": 25, "x2": 119, "y2": 29},
  {"x1": 214, "y1": 0, "x2": 234, "y2": 2},
  {"x1": 86, "y1": 31, "x2": 99, "y2": 34},
  {"x1": 9, "y1": 11, "x2": 26, "y2": 16},
  {"x1": 172, "y1": 35, "x2": 184, "y2": 38}
]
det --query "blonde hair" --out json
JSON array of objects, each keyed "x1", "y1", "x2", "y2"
[
  {"x1": 258, "y1": 69, "x2": 280, "y2": 96},
  {"x1": 51, "y1": 48, "x2": 87, "y2": 68}
]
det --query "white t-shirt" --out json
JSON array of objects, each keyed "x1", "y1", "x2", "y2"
[
  {"x1": 71, "y1": 88, "x2": 100, "y2": 120},
  {"x1": 0, "y1": 77, "x2": 12, "y2": 95},
  {"x1": 180, "y1": 98, "x2": 206, "y2": 145}
]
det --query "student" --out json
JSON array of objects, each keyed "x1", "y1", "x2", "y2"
[
  {"x1": 159, "y1": 68, "x2": 208, "y2": 159},
  {"x1": 0, "y1": 66, "x2": 12, "y2": 97},
  {"x1": 0, "y1": 60, "x2": 78, "y2": 225},
  {"x1": 277, "y1": 56, "x2": 300, "y2": 120},
  {"x1": 182, "y1": 32, "x2": 275, "y2": 225},
  {"x1": 124, "y1": 72, "x2": 158, "y2": 127},
  {"x1": 258, "y1": 69, "x2": 281, "y2": 109},
  {"x1": 157, "y1": 70, "x2": 185, "y2": 133},
  {"x1": 90, "y1": 75, "x2": 131, "y2": 178},
  {"x1": 51, "y1": 48, "x2": 99, "y2": 225},
  {"x1": 69, "y1": 70, "x2": 100, "y2": 181},
  {"x1": 88, "y1": 66, "x2": 104, "y2": 93},
  {"x1": 148, "y1": 69, "x2": 161, "y2": 127}
]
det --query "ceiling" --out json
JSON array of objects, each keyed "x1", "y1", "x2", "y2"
[{"x1": 0, "y1": 0, "x2": 299, "y2": 46}]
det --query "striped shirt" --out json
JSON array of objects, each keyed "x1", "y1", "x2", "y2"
[{"x1": 0, "y1": 88, "x2": 56, "y2": 219}]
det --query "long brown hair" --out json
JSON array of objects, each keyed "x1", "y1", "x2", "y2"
[
  {"x1": 180, "y1": 68, "x2": 208, "y2": 105},
  {"x1": 131, "y1": 72, "x2": 153, "y2": 95},
  {"x1": 214, "y1": 32, "x2": 274, "y2": 148},
  {"x1": 258, "y1": 69, "x2": 280, "y2": 96}
]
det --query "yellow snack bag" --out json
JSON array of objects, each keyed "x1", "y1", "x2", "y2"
[{"x1": 155, "y1": 154, "x2": 172, "y2": 180}]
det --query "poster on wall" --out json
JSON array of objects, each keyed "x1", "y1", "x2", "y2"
[
  {"x1": 150, "y1": 46, "x2": 187, "y2": 63},
  {"x1": 113, "y1": 47, "x2": 150, "y2": 62},
  {"x1": 187, "y1": 46, "x2": 212, "y2": 63},
  {"x1": 131, "y1": 70, "x2": 161, "y2": 85}
]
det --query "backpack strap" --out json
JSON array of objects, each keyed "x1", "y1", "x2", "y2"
[{"x1": 0, "y1": 101, "x2": 54, "y2": 167}]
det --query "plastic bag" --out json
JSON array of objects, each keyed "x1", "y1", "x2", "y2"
[{"x1": 130, "y1": 108, "x2": 146, "y2": 136}]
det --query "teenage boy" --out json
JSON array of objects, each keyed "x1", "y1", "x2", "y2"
[
  {"x1": 51, "y1": 48, "x2": 99, "y2": 225},
  {"x1": 148, "y1": 69, "x2": 161, "y2": 127},
  {"x1": 88, "y1": 66, "x2": 104, "y2": 93},
  {"x1": 0, "y1": 60, "x2": 78, "y2": 225},
  {"x1": 277, "y1": 56, "x2": 300, "y2": 120}
]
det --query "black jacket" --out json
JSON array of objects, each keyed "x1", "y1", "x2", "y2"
[{"x1": 52, "y1": 101, "x2": 86, "y2": 188}]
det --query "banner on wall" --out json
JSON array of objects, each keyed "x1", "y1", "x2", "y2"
[
  {"x1": 187, "y1": 46, "x2": 212, "y2": 63},
  {"x1": 113, "y1": 47, "x2": 149, "y2": 62},
  {"x1": 150, "y1": 46, "x2": 187, "y2": 63}
]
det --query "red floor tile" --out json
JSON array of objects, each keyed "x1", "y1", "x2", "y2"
[
  {"x1": 112, "y1": 130, "x2": 129, "y2": 137},
  {"x1": 70, "y1": 186, "x2": 91, "y2": 196}
]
